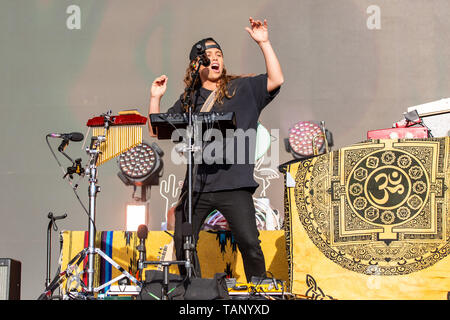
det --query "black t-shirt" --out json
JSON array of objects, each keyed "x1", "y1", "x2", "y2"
[{"x1": 167, "y1": 73, "x2": 280, "y2": 193}]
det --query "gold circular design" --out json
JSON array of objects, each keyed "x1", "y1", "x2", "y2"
[
  {"x1": 349, "y1": 183, "x2": 363, "y2": 196},
  {"x1": 380, "y1": 210, "x2": 395, "y2": 224},
  {"x1": 397, "y1": 155, "x2": 412, "y2": 168},
  {"x1": 353, "y1": 197, "x2": 368, "y2": 210},
  {"x1": 347, "y1": 150, "x2": 429, "y2": 227},
  {"x1": 397, "y1": 206, "x2": 411, "y2": 220},
  {"x1": 381, "y1": 151, "x2": 395, "y2": 165},
  {"x1": 413, "y1": 181, "x2": 427, "y2": 194},
  {"x1": 364, "y1": 206, "x2": 380, "y2": 222},
  {"x1": 409, "y1": 166, "x2": 423, "y2": 180},
  {"x1": 293, "y1": 140, "x2": 448, "y2": 277},
  {"x1": 407, "y1": 195, "x2": 423, "y2": 210}
]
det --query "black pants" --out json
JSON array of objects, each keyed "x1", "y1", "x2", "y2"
[{"x1": 174, "y1": 188, "x2": 266, "y2": 282}]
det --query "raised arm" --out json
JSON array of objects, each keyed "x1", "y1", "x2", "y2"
[
  {"x1": 148, "y1": 75, "x2": 168, "y2": 137},
  {"x1": 245, "y1": 17, "x2": 284, "y2": 92}
]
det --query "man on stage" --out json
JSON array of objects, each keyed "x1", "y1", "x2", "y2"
[{"x1": 148, "y1": 17, "x2": 284, "y2": 282}]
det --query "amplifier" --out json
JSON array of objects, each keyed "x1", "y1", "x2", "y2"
[
  {"x1": 367, "y1": 127, "x2": 428, "y2": 140},
  {"x1": 0, "y1": 258, "x2": 21, "y2": 300}
]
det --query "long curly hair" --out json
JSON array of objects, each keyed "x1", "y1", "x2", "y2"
[{"x1": 181, "y1": 63, "x2": 241, "y2": 111}]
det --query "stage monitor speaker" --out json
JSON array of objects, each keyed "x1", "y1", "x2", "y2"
[{"x1": 0, "y1": 258, "x2": 21, "y2": 300}]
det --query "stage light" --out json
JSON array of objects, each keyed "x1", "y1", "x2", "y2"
[
  {"x1": 284, "y1": 121, "x2": 333, "y2": 159},
  {"x1": 117, "y1": 141, "x2": 164, "y2": 201},
  {"x1": 118, "y1": 141, "x2": 163, "y2": 185},
  {"x1": 126, "y1": 203, "x2": 148, "y2": 231}
]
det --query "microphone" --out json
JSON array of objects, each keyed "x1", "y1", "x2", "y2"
[
  {"x1": 137, "y1": 224, "x2": 148, "y2": 240},
  {"x1": 199, "y1": 53, "x2": 210, "y2": 67},
  {"x1": 48, "y1": 132, "x2": 84, "y2": 142},
  {"x1": 137, "y1": 224, "x2": 148, "y2": 279},
  {"x1": 48, "y1": 132, "x2": 83, "y2": 152},
  {"x1": 194, "y1": 44, "x2": 211, "y2": 67}
]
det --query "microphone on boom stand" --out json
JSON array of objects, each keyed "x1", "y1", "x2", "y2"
[
  {"x1": 47, "y1": 132, "x2": 84, "y2": 152},
  {"x1": 191, "y1": 44, "x2": 211, "y2": 69},
  {"x1": 47, "y1": 132, "x2": 86, "y2": 180}
]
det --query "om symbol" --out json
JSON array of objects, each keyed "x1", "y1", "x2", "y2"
[
  {"x1": 365, "y1": 166, "x2": 411, "y2": 209},
  {"x1": 347, "y1": 150, "x2": 428, "y2": 226}
]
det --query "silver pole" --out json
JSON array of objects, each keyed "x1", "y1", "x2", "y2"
[
  {"x1": 85, "y1": 135, "x2": 103, "y2": 294},
  {"x1": 86, "y1": 164, "x2": 98, "y2": 293}
]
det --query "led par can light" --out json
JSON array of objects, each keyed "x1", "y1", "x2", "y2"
[
  {"x1": 284, "y1": 121, "x2": 333, "y2": 159},
  {"x1": 117, "y1": 141, "x2": 163, "y2": 186}
]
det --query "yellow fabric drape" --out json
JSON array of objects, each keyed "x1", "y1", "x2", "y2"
[
  {"x1": 284, "y1": 137, "x2": 450, "y2": 300},
  {"x1": 59, "y1": 230, "x2": 289, "y2": 294}
]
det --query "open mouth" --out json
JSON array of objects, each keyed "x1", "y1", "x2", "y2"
[{"x1": 211, "y1": 62, "x2": 220, "y2": 72}]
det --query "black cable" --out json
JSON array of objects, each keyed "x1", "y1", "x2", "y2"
[
  {"x1": 46, "y1": 135, "x2": 64, "y2": 168},
  {"x1": 73, "y1": 186, "x2": 96, "y2": 234},
  {"x1": 169, "y1": 272, "x2": 189, "y2": 300},
  {"x1": 254, "y1": 271, "x2": 285, "y2": 300}
]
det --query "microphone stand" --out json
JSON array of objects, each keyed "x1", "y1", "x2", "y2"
[
  {"x1": 42, "y1": 124, "x2": 140, "y2": 299},
  {"x1": 179, "y1": 60, "x2": 205, "y2": 280},
  {"x1": 58, "y1": 139, "x2": 75, "y2": 164},
  {"x1": 137, "y1": 225, "x2": 187, "y2": 300},
  {"x1": 58, "y1": 146, "x2": 84, "y2": 180},
  {"x1": 45, "y1": 212, "x2": 67, "y2": 289}
]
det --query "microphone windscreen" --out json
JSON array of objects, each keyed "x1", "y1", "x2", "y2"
[
  {"x1": 70, "y1": 132, "x2": 84, "y2": 142},
  {"x1": 137, "y1": 224, "x2": 148, "y2": 239},
  {"x1": 202, "y1": 55, "x2": 211, "y2": 67}
]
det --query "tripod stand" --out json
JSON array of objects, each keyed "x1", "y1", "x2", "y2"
[
  {"x1": 82, "y1": 127, "x2": 141, "y2": 296},
  {"x1": 40, "y1": 115, "x2": 147, "y2": 299}
]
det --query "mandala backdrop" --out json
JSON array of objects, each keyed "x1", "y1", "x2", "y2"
[{"x1": 283, "y1": 137, "x2": 450, "y2": 299}]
